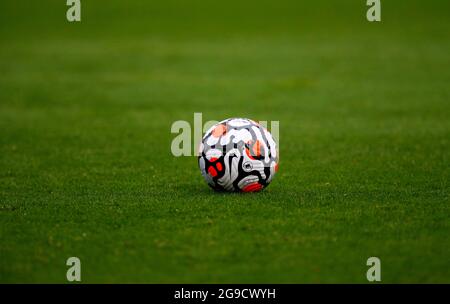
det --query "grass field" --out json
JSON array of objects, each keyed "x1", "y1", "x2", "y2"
[{"x1": 0, "y1": 1, "x2": 449, "y2": 283}]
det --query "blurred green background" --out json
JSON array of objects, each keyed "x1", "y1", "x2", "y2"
[{"x1": 0, "y1": 1, "x2": 449, "y2": 283}]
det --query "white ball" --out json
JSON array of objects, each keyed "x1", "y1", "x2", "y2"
[{"x1": 198, "y1": 118, "x2": 278, "y2": 192}]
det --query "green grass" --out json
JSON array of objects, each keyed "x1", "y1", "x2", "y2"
[{"x1": 0, "y1": 0, "x2": 449, "y2": 283}]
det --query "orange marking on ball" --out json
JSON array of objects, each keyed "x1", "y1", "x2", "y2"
[
  {"x1": 212, "y1": 124, "x2": 227, "y2": 138},
  {"x1": 208, "y1": 166, "x2": 218, "y2": 177},
  {"x1": 245, "y1": 148, "x2": 255, "y2": 160},
  {"x1": 252, "y1": 140, "x2": 262, "y2": 157},
  {"x1": 242, "y1": 183, "x2": 263, "y2": 192}
]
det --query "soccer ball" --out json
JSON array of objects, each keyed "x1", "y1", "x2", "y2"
[{"x1": 198, "y1": 118, "x2": 278, "y2": 192}]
